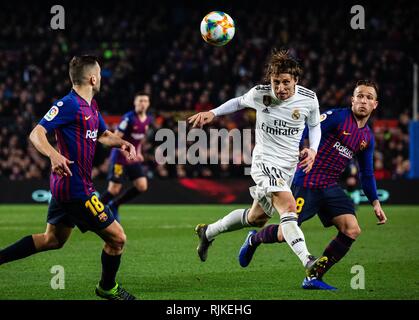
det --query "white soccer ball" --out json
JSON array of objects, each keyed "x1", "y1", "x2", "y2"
[{"x1": 200, "y1": 11, "x2": 235, "y2": 46}]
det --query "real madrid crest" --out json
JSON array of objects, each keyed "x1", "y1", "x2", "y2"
[
  {"x1": 263, "y1": 95, "x2": 272, "y2": 106},
  {"x1": 276, "y1": 178, "x2": 285, "y2": 187},
  {"x1": 292, "y1": 109, "x2": 301, "y2": 120}
]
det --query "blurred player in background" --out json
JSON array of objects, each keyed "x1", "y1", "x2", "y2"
[
  {"x1": 0, "y1": 55, "x2": 137, "y2": 300},
  {"x1": 239, "y1": 80, "x2": 387, "y2": 290},
  {"x1": 189, "y1": 50, "x2": 327, "y2": 279},
  {"x1": 100, "y1": 93, "x2": 152, "y2": 221}
]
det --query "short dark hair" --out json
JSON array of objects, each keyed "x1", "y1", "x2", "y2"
[
  {"x1": 69, "y1": 55, "x2": 100, "y2": 85},
  {"x1": 354, "y1": 80, "x2": 379, "y2": 99},
  {"x1": 264, "y1": 49, "x2": 302, "y2": 82},
  {"x1": 134, "y1": 91, "x2": 150, "y2": 98}
]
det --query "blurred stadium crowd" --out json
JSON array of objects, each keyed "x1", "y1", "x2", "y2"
[{"x1": 0, "y1": 1, "x2": 416, "y2": 180}]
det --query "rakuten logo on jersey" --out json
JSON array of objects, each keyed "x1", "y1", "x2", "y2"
[
  {"x1": 86, "y1": 129, "x2": 98, "y2": 141},
  {"x1": 333, "y1": 141, "x2": 353, "y2": 159}
]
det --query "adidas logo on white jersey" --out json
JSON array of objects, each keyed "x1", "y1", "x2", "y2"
[{"x1": 262, "y1": 108, "x2": 270, "y2": 114}]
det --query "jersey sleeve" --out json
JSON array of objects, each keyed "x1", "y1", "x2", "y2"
[
  {"x1": 357, "y1": 137, "x2": 379, "y2": 204},
  {"x1": 117, "y1": 114, "x2": 131, "y2": 134},
  {"x1": 319, "y1": 108, "x2": 342, "y2": 134},
  {"x1": 299, "y1": 125, "x2": 309, "y2": 149},
  {"x1": 38, "y1": 100, "x2": 76, "y2": 133},
  {"x1": 238, "y1": 86, "x2": 257, "y2": 110},
  {"x1": 306, "y1": 95, "x2": 321, "y2": 127},
  {"x1": 98, "y1": 112, "x2": 107, "y2": 135}
]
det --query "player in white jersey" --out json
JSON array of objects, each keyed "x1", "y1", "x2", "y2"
[{"x1": 188, "y1": 50, "x2": 326, "y2": 278}]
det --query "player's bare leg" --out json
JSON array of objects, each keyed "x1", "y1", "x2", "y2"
[
  {"x1": 133, "y1": 177, "x2": 148, "y2": 193},
  {"x1": 113, "y1": 177, "x2": 147, "y2": 207},
  {"x1": 195, "y1": 200, "x2": 269, "y2": 262},
  {"x1": 101, "y1": 181, "x2": 122, "y2": 205},
  {"x1": 32, "y1": 223, "x2": 73, "y2": 251},
  {"x1": 94, "y1": 220, "x2": 135, "y2": 300},
  {"x1": 108, "y1": 177, "x2": 148, "y2": 221},
  {"x1": 315, "y1": 214, "x2": 360, "y2": 279},
  {"x1": 101, "y1": 181, "x2": 123, "y2": 221},
  {"x1": 0, "y1": 223, "x2": 72, "y2": 265}
]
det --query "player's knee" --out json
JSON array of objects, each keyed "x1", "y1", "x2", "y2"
[
  {"x1": 108, "y1": 232, "x2": 127, "y2": 250},
  {"x1": 247, "y1": 209, "x2": 269, "y2": 227},
  {"x1": 349, "y1": 225, "x2": 361, "y2": 239},
  {"x1": 136, "y1": 184, "x2": 147, "y2": 192},
  {"x1": 134, "y1": 179, "x2": 148, "y2": 192},
  {"x1": 342, "y1": 225, "x2": 361, "y2": 239},
  {"x1": 108, "y1": 184, "x2": 122, "y2": 195},
  {"x1": 281, "y1": 203, "x2": 297, "y2": 215},
  {"x1": 44, "y1": 234, "x2": 66, "y2": 250},
  {"x1": 252, "y1": 217, "x2": 269, "y2": 227}
]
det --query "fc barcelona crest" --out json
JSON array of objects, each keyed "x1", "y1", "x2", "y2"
[
  {"x1": 292, "y1": 109, "x2": 301, "y2": 120},
  {"x1": 360, "y1": 140, "x2": 368, "y2": 151},
  {"x1": 263, "y1": 95, "x2": 272, "y2": 106},
  {"x1": 98, "y1": 212, "x2": 108, "y2": 222}
]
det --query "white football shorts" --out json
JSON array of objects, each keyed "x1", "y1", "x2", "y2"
[{"x1": 249, "y1": 161, "x2": 295, "y2": 217}]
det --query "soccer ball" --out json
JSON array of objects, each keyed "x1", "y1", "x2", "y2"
[{"x1": 200, "y1": 11, "x2": 235, "y2": 46}]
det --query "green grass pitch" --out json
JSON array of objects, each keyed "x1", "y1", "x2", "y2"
[{"x1": 0, "y1": 204, "x2": 418, "y2": 300}]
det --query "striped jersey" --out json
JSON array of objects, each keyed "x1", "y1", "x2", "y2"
[
  {"x1": 110, "y1": 111, "x2": 151, "y2": 165},
  {"x1": 39, "y1": 89, "x2": 107, "y2": 201},
  {"x1": 293, "y1": 108, "x2": 378, "y2": 202}
]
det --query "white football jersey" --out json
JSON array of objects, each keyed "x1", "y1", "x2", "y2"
[{"x1": 240, "y1": 84, "x2": 320, "y2": 176}]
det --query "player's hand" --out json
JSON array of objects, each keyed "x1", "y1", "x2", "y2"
[
  {"x1": 188, "y1": 111, "x2": 215, "y2": 128},
  {"x1": 299, "y1": 148, "x2": 316, "y2": 173},
  {"x1": 372, "y1": 200, "x2": 387, "y2": 225},
  {"x1": 121, "y1": 142, "x2": 137, "y2": 161},
  {"x1": 50, "y1": 152, "x2": 73, "y2": 177}
]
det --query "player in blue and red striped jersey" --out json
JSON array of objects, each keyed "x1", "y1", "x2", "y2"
[
  {"x1": 100, "y1": 93, "x2": 152, "y2": 221},
  {"x1": 0, "y1": 55, "x2": 137, "y2": 300},
  {"x1": 239, "y1": 80, "x2": 387, "y2": 290}
]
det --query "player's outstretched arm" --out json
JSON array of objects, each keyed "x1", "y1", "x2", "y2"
[
  {"x1": 188, "y1": 96, "x2": 245, "y2": 128},
  {"x1": 188, "y1": 111, "x2": 215, "y2": 128},
  {"x1": 98, "y1": 130, "x2": 137, "y2": 161},
  {"x1": 29, "y1": 124, "x2": 74, "y2": 177}
]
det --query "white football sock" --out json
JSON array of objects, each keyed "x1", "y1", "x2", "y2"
[
  {"x1": 280, "y1": 212, "x2": 311, "y2": 266},
  {"x1": 206, "y1": 208, "x2": 250, "y2": 241}
]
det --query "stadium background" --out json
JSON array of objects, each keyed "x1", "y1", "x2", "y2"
[
  {"x1": 0, "y1": 0, "x2": 416, "y2": 189},
  {"x1": 0, "y1": 0, "x2": 418, "y2": 301}
]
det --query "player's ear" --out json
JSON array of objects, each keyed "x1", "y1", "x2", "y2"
[
  {"x1": 90, "y1": 74, "x2": 96, "y2": 86},
  {"x1": 294, "y1": 76, "x2": 299, "y2": 85}
]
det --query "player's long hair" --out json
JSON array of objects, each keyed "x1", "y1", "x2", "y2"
[{"x1": 264, "y1": 49, "x2": 302, "y2": 82}]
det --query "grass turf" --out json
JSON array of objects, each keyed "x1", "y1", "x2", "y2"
[{"x1": 0, "y1": 204, "x2": 418, "y2": 300}]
